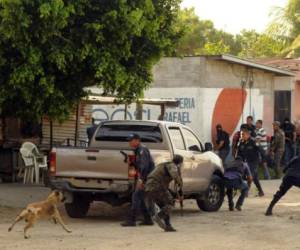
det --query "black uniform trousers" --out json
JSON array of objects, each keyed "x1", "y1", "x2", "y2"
[
  {"x1": 248, "y1": 161, "x2": 264, "y2": 194},
  {"x1": 273, "y1": 176, "x2": 300, "y2": 200}
]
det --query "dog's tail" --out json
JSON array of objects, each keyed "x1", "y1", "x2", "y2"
[{"x1": 8, "y1": 209, "x2": 28, "y2": 232}]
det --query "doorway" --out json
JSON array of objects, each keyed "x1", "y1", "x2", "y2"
[{"x1": 274, "y1": 91, "x2": 291, "y2": 123}]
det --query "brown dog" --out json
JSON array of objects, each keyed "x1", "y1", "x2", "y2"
[{"x1": 8, "y1": 190, "x2": 72, "y2": 239}]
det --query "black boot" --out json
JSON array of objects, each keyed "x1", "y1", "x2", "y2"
[
  {"x1": 258, "y1": 191, "x2": 265, "y2": 197},
  {"x1": 265, "y1": 195, "x2": 280, "y2": 216},
  {"x1": 153, "y1": 211, "x2": 166, "y2": 230},
  {"x1": 227, "y1": 188, "x2": 234, "y2": 211},
  {"x1": 121, "y1": 210, "x2": 136, "y2": 227},
  {"x1": 164, "y1": 215, "x2": 176, "y2": 232},
  {"x1": 139, "y1": 214, "x2": 154, "y2": 226},
  {"x1": 229, "y1": 201, "x2": 234, "y2": 211},
  {"x1": 235, "y1": 204, "x2": 242, "y2": 211}
]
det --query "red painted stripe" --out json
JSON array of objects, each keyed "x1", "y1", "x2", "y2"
[{"x1": 211, "y1": 88, "x2": 247, "y2": 142}]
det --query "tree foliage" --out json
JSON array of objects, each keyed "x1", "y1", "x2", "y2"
[
  {"x1": 177, "y1": 8, "x2": 285, "y2": 58},
  {"x1": 0, "y1": 0, "x2": 182, "y2": 121},
  {"x1": 177, "y1": 8, "x2": 238, "y2": 56},
  {"x1": 268, "y1": 0, "x2": 300, "y2": 57},
  {"x1": 236, "y1": 30, "x2": 286, "y2": 59}
]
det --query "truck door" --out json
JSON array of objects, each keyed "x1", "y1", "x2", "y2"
[
  {"x1": 167, "y1": 126, "x2": 195, "y2": 193},
  {"x1": 181, "y1": 128, "x2": 213, "y2": 190}
]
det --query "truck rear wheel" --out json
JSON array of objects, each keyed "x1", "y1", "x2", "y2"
[
  {"x1": 197, "y1": 175, "x2": 224, "y2": 212},
  {"x1": 65, "y1": 194, "x2": 90, "y2": 218}
]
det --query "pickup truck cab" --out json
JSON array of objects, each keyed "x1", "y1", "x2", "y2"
[{"x1": 49, "y1": 120, "x2": 224, "y2": 218}]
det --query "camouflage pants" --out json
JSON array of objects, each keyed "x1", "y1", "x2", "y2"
[{"x1": 145, "y1": 189, "x2": 174, "y2": 217}]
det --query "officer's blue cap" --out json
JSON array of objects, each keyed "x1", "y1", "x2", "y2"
[{"x1": 127, "y1": 133, "x2": 141, "y2": 141}]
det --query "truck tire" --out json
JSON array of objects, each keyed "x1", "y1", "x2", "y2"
[
  {"x1": 64, "y1": 194, "x2": 90, "y2": 218},
  {"x1": 197, "y1": 175, "x2": 224, "y2": 212}
]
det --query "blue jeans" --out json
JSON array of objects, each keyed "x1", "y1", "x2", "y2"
[
  {"x1": 284, "y1": 143, "x2": 294, "y2": 166},
  {"x1": 131, "y1": 189, "x2": 150, "y2": 218},
  {"x1": 218, "y1": 149, "x2": 230, "y2": 164},
  {"x1": 259, "y1": 148, "x2": 271, "y2": 180}
]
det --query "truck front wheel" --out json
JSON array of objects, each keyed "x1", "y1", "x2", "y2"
[
  {"x1": 197, "y1": 175, "x2": 224, "y2": 212},
  {"x1": 64, "y1": 194, "x2": 90, "y2": 218}
]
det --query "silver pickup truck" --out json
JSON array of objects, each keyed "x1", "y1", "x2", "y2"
[{"x1": 49, "y1": 120, "x2": 224, "y2": 218}]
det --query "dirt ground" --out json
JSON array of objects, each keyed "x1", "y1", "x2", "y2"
[{"x1": 1, "y1": 181, "x2": 300, "y2": 250}]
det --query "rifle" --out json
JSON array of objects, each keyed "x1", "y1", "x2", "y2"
[
  {"x1": 178, "y1": 189, "x2": 183, "y2": 217},
  {"x1": 174, "y1": 184, "x2": 183, "y2": 217},
  {"x1": 120, "y1": 151, "x2": 128, "y2": 163},
  {"x1": 177, "y1": 165, "x2": 183, "y2": 216}
]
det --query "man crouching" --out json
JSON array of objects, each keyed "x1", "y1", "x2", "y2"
[
  {"x1": 145, "y1": 155, "x2": 183, "y2": 232},
  {"x1": 223, "y1": 156, "x2": 252, "y2": 211}
]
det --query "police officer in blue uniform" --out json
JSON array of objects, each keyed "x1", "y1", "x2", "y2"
[
  {"x1": 237, "y1": 129, "x2": 264, "y2": 197},
  {"x1": 266, "y1": 155, "x2": 300, "y2": 216},
  {"x1": 121, "y1": 133, "x2": 155, "y2": 227}
]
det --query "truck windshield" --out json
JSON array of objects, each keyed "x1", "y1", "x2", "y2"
[{"x1": 95, "y1": 124, "x2": 163, "y2": 143}]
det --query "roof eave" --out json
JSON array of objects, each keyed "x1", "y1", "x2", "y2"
[
  {"x1": 207, "y1": 54, "x2": 295, "y2": 77},
  {"x1": 81, "y1": 96, "x2": 180, "y2": 107}
]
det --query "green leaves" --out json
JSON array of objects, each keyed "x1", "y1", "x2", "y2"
[
  {"x1": 0, "y1": 0, "x2": 182, "y2": 121},
  {"x1": 268, "y1": 0, "x2": 300, "y2": 57},
  {"x1": 176, "y1": 8, "x2": 239, "y2": 56},
  {"x1": 177, "y1": 7, "x2": 286, "y2": 58},
  {"x1": 236, "y1": 30, "x2": 286, "y2": 59}
]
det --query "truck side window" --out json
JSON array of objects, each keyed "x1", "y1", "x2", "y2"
[
  {"x1": 168, "y1": 127, "x2": 185, "y2": 150},
  {"x1": 182, "y1": 128, "x2": 202, "y2": 152}
]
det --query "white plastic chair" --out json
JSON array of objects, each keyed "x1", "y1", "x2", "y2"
[
  {"x1": 19, "y1": 147, "x2": 34, "y2": 184},
  {"x1": 20, "y1": 142, "x2": 48, "y2": 184}
]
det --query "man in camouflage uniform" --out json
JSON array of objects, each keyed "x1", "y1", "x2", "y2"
[
  {"x1": 145, "y1": 155, "x2": 183, "y2": 232},
  {"x1": 270, "y1": 121, "x2": 285, "y2": 179}
]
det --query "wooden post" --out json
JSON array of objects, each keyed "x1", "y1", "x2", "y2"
[
  {"x1": 1, "y1": 117, "x2": 5, "y2": 143},
  {"x1": 74, "y1": 103, "x2": 80, "y2": 147},
  {"x1": 124, "y1": 104, "x2": 128, "y2": 120},
  {"x1": 50, "y1": 119, "x2": 53, "y2": 149},
  {"x1": 158, "y1": 104, "x2": 166, "y2": 120},
  {"x1": 136, "y1": 101, "x2": 143, "y2": 120}
]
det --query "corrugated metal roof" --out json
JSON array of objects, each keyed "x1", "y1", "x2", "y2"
[
  {"x1": 42, "y1": 104, "x2": 91, "y2": 147},
  {"x1": 207, "y1": 54, "x2": 295, "y2": 77},
  {"x1": 257, "y1": 58, "x2": 300, "y2": 81}
]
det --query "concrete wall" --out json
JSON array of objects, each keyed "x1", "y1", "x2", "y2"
[
  {"x1": 294, "y1": 81, "x2": 300, "y2": 122},
  {"x1": 153, "y1": 57, "x2": 276, "y2": 89}
]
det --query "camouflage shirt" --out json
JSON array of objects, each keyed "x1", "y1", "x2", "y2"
[
  {"x1": 145, "y1": 162, "x2": 183, "y2": 192},
  {"x1": 271, "y1": 129, "x2": 285, "y2": 153}
]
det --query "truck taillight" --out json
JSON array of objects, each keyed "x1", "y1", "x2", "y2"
[{"x1": 49, "y1": 152, "x2": 56, "y2": 176}]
